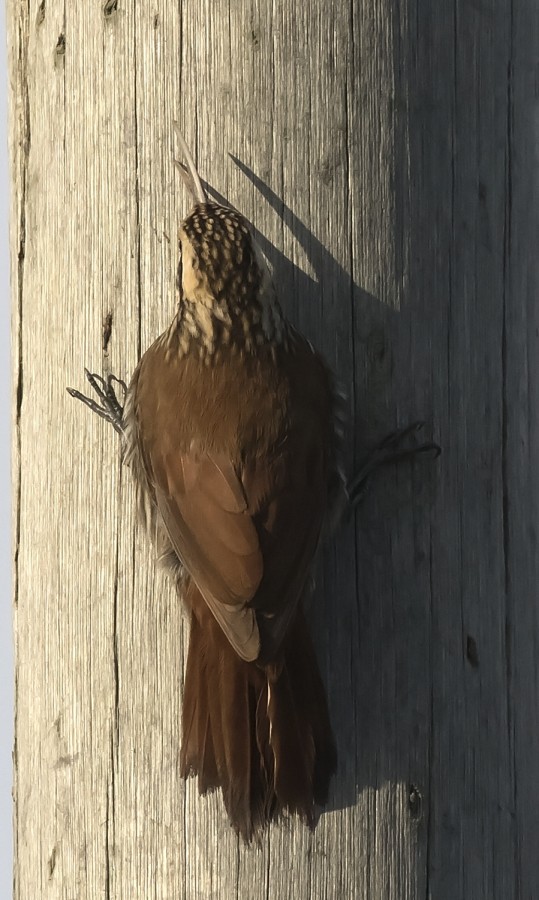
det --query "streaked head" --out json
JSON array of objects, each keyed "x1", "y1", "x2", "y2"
[{"x1": 179, "y1": 202, "x2": 262, "y2": 304}]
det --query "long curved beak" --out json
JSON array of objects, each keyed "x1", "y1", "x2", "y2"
[{"x1": 173, "y1": 123, "x2": 207, "y2": 204}]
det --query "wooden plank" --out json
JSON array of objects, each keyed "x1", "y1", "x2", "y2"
[
  {"x1": 503, "y1": 3, "x2": 539, "y2": 895},
  {"x1": 9, "y1": 1, "x2": 539, "y2": 897}
]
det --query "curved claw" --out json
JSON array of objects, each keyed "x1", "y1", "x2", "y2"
[
  {"x1": 109, "y1": 375, "x2": 127, "y2": 397},
  {"x1": 347, "y1": 424, "x2": 441, "y2": 509},
  {"x1": 414, "y1": 441, "x2": 441, "y2": 459},
  {"x1": 378, "y1": 420, "x2": 424, "y2": 449},
  {"x1": 67, "y1": 369, "x2": 126, "y2": 437},
  {"x1": 84, "y1": 368, "x2": 109, "y2": 401}
]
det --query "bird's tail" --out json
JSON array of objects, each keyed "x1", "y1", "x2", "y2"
[{"x1": 180, "y1": 583, "x2": 336, "y2": 841}]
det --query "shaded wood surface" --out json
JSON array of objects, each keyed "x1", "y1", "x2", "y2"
[{"x1": 9, "y1": 1, "x2": 538, "y2": 897}]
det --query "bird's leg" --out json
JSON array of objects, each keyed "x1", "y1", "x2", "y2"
[
  {"x1": 347, "y1": 421, "x2": 440, "y2": 508},
  {"x1": 67, "y1": 369, "x2": 127, "y2": 437}
]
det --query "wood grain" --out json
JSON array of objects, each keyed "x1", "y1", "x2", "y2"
[{"x1": 9, "y1": 1, "x2": 539, "y2": 897}]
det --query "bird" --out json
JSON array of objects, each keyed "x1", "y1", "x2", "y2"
[{"x1": 68, "y1": 128, "x2": 439, "y2": 841}]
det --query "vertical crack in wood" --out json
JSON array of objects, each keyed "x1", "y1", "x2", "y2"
[
  {"x1": 14, "y1": 11, "x2": 31, "y2": 602},
  {"x1": 340, "y1": 28, "x2": 362, "y2": 878},
  {"x1": 424, "y1": 533, "x2": 435, "y2": 900},
  {"x1": 133, "y1": 6, "x2": 142, "y2": 363},
  {"x1": 35, "y1": 1, "x2": 45, "y2": 28},
  {"x1": 63, "y1": 6, "x2": 67, "y2": 176},
  {"x1": 12, "y1": 6, "x2": 31, "y2": 898},
  {"x1": 107, "y1": 448, "x2": 124, "y2": 898},
  {"x1": 502, "y1": 2, "x2": 519, "y2": 896},
  {"x1": 263, "y1": 829, "x2": 271, "y2": 900},
  {"x1": 234, "y1": 837, "x2": 241, "y2": 899},
  {"x1": 104, "y1": 781, "x2": 111, "y2": 899}
]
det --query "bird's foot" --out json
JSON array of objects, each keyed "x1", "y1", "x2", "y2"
[
  {"x1": 67, "y1": 369, "x2": 127, "y2": 437},
  {"x1": 347, "y1": 421, "x2": 440, "y2": 508}
]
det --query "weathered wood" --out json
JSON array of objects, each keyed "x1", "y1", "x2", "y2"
[{"x1": 9, "y1": 1, "x2": 539, "y2": 897}]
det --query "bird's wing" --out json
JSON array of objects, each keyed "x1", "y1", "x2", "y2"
[
  {"x1": 149, "y1": 432, "x2": 327, "y2": 663},
  {"x1": 241, "y1": 436, "x2": 327, "y2": 661},
  {"x1": 151, "y1": 447, "x2": 263, "y2": 661}
]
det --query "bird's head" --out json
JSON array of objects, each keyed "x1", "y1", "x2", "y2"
[
  {"x1": 179, "y1": 202, "x2": 264, "y2": 307},
  {"x1": 173, "y1": 126, "x2": 284, "y2": 350}
]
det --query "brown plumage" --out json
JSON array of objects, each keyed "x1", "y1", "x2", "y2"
[{"x1": 121, "y1": 140, "x2": 340, "y2": 840}]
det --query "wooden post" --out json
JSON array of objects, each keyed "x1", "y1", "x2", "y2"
[{"x1": 9, "y1": 2, "x2": 539, "y2": 897}]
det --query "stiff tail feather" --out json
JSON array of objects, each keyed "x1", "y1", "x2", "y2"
[{"x1": 180, "y1": 584, "x2": 336, "y2": 841}]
